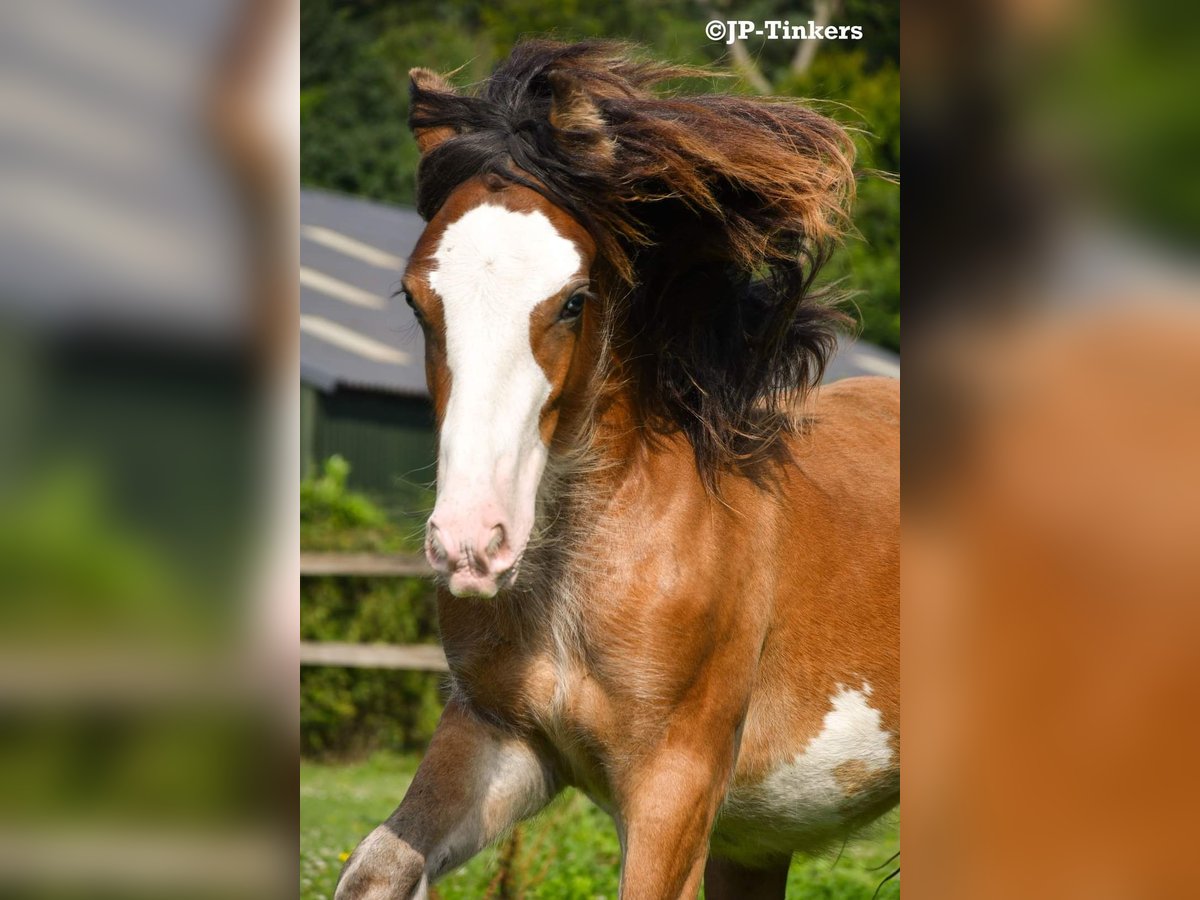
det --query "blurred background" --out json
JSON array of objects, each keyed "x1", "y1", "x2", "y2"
[
  {"x1": 0, "y1": 0, "x2": 296, "y2": 897},
  {"x1": 904, "y1": 0, "x2": 1200, "y2": 896},
  {"x1": 297, "y1": 1, "x2": 900, "y2": 898}
]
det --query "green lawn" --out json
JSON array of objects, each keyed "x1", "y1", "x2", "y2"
[{"x1": 301, "y1": 752, "x2": 899, "y2": 899}]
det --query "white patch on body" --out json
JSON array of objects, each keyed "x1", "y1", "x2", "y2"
[
  {"x1": 428, "y1": 204, "x2": 582, "y2": 548},
  {"x1": 715, "y1": 683, "x2": 898, "y2": 860}
]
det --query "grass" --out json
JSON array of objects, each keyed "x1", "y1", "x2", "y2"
[{"x1": 301, "y1": 751, "x2": 899, "y2": 899}]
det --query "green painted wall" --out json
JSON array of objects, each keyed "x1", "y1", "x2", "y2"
[{"x1": 303, "y1": 384, "x2": 435, "y2": 518}]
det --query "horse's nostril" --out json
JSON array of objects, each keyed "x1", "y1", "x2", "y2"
[
  {"x1": 486, "y1": 524, "x2": 506, "y2": 557},
  {"x1": 427, "y1": 523, "x2": 447, "y2": 563}
]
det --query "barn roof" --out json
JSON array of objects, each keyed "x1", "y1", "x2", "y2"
[{"x1": 300, "y1": 189, "x2": 429, "y2": 396}]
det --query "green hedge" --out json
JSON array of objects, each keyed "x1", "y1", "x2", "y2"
[
  {"x1": 301, "y1": 457, "x2": 444, "y2": 759},
  {"x1": 300, "y1": 575, "x2": 444, "y2": 758}
]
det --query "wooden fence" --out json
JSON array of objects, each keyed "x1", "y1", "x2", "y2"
[
  {"x1": 300, "y1": 552, "x2": 430, "y2": 577},
  {"x1": 300, "y1": 552, "x2": 446, "y2": 671}
]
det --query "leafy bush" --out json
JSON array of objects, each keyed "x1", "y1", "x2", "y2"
[
  {"x1": 301, "y1": 575, "x2": 444, "y2": 758},
  {"x1": 302, "y1": 455, "x2": 385, "y2": 530},
  {"x1": 301, "y1": 456, "x2": 444, "y2": 759},
  {"x1": 301, "y1": 455, "x2": 418, "y2": 552},
  {"x1": 0, "y1": 462, "x2": 204, "y2": 640}
]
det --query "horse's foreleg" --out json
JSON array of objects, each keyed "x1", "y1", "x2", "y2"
[
  {"x1": 334, "y1": 700, "x2": 556, "y2": 900},
  {"x1": 616, "y1": 745, "x2": 735, "y2": 899}
]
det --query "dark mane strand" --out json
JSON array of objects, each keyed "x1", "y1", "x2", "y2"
[{"x1": 409, "y1": 40, "x2": 856, "y2": 489}]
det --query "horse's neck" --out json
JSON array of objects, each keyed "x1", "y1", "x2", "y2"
[{"x1": 524, "y1": 392, "x2": 696, "y2": 607}]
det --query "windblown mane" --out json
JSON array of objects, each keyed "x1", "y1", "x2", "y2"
[{"x1": 410, "y1": 40, "x2": 856, "y2": 487}]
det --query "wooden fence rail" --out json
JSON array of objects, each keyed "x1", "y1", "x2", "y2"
[
  {"x1": 300, "y1": 552, "x2": 431, "y2": 577},
  {"x1": 299, "y1": 641, "x2": 448, "y2": 672},
  {"x1": 301, "y1": 553, "x2": 444, "y2": 670}
]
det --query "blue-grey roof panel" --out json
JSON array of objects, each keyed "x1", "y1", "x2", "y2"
[{"x1": 300, "y1": 189, "x2": 428, "y2": 395}]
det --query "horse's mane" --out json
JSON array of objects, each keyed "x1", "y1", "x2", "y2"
[{"x1": 410, "y1": 40, "x2": 855, "y2": 488}]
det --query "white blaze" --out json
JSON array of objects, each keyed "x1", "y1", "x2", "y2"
[{"x1": 428, "y1": 204, "x2": 582, "y2": 549}]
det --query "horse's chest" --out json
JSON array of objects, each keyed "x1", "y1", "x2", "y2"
[
  {"x1": 466, "y1": 654, "x2": 617, "y2": 799},
  {"x1": 454, "y1": 643, "x2": 607, "y2": 751}
]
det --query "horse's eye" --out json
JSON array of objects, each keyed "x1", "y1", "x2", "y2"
[
  {"x1": 400, "y1": 290, "x2": 425, "y2": 323},
  {"x1": 560, "y1": 292, "x2": 587, "y2": 322}
]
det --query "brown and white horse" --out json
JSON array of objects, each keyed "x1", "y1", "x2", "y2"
[{"x1": 336, "y1": 41, "x2": 898, "y2": 899}]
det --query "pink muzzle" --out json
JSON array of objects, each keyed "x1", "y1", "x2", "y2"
[{"x1": 425, "y1": 505, "x2": 521, "y2": 598}]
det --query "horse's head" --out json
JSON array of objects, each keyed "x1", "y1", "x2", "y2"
[
  {"x1": 400, "y1": 44, "x2": 855, "y2": 596},
  {"x1": 404, "y1": 170, "x2": 600, "y2": 598}
]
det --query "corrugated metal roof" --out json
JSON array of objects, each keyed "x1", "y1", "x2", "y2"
[
  {"x1": 300, "y1": 189, "x2": 428, "y2": 396},
  {"x1": 298, "y1": 188, "x2": 899, "y2": 395}
]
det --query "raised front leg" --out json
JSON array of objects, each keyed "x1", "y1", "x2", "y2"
[
  {"x1": 334, "y1": 700, "x2": 556, "y2": 900},
  {"x1": 617, "y1": 745, "x2": 737, "y2": 900}
]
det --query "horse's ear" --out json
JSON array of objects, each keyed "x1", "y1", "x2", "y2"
[
  {"x1": 409, "y1": 67, "x2": 458, "y2": 154},
  {"x1": 547, "y1": 71, "x2": 616, "y2": 165}
]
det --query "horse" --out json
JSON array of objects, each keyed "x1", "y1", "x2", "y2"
[{"x1": 335, "y1": 40, "x2": 899, "y2": 900}]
